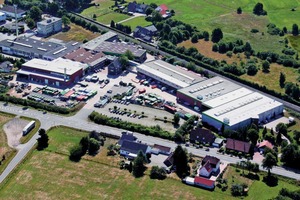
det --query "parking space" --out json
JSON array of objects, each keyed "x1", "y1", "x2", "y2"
[
  {"x1": 264, "y1": 116, "x2": 289, "y2": 130},
  {"x1": 148, "y1": 154, "x2": 168, "y2": 168}
]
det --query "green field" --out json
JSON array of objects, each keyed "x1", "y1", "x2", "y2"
[
  {"x1": 81, "y1": 0, "x2": 130, "y2": 24},
  {"x1": 1, "y1": 126, "x2": 299, "y2": 199},
  {"x1": 121, "y1": 16, "x2": 152, "y2": 30}
]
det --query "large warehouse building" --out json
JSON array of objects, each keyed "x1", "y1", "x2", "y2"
[
  {"x1": 136, "y1": 60, "x2": 205, "y2": 89},
  {"x1": 202, "y1": 92, "x2": 283, "y2": 130},
  {"x1": 176, "y1": 76, "x2": 244, "y2": 108},
  {"x1": 17, "y1": 58, "x2": 87, "y2": 87}
]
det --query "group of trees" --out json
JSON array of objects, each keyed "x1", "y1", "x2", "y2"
[
  {"x1": 223, "y1": 124, "x2": 259, "y2": 145},
  {"x1": 281, "y1": 143, "x2": 300, "y2": 169},
  {"x1": 173, "y1": 145, "x2": 189, "y2": 178},
  {"x1": 253, "y1": 2, "x2": 267, "y2": 16},
  {"x1": 132, "y1": 151, "x2": 147, "y2": 177},
  {"x1": 69, "y1": 131, "x2": 104, "y2": 161},
  {"x1": 174, "y1": 115, "x2": 198, "y2": 143},
  {"x1": 272, "y1": 188, "x2": 300, "y2": 200},
  {"x1": 110, "y1": 21, "x2": 131, "y2": 34},
  {"x1": 69, "y1": 15, "x2": 100, "y2": 33},
  {"x1": 89, "y1": 111, "x2": 173, "y2": 140}
]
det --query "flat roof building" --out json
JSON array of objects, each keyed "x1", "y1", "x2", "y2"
[
  {"x1": 0, "y1": 37, "x2": 81, "y2": 60},
  {"x1": 177, "y1": 76, "x2": 244, "y2": 108},
  {"x1": 202, "y1": 92, "x2": 283, "y2": 130},
  {"x1": 81, "y1": 31, "x2": 118, "y2": 51},
  {"x1": 94, "y1": 41, "x2": 147, "y2": 63},
  {"x1": 37, "y1": 17, "x2": 62, "y2": 37},
  {"x1": 136, "y1": 60, "x2": 205, "y2": 89},
  {"x1": 0, "y1": 5, "x2": 26, "y2": 19},
  {"x1": 17, "y1": 58, "x2": 86, "y2": 87},
  {"x1": 64, "y1": 48, "x2": 106, "y2": 69}
]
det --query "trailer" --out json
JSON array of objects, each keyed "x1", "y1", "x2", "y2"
[{"x1": 23, "y1": 121, "x2": 35, "y2": 136}]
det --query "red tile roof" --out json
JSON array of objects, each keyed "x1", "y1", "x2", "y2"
[
  {"x1": 194, "y1": 176, "x2": 215, "y2": 186},
  {"x1": 153, "y1": 144, "x2": 171, "y2": 152},
  {"x1": 202, "y1": 155, "x2": 220, "y2": 166},
  {"x1": 258, "y1": 140, "x2": 273, "y2": 149},
  {"x1": 159, "y1": 4, "x2": 168, "y2": 11},
  {"x1": 226, "y1": 138, "x2": 251, "y2": 153}
]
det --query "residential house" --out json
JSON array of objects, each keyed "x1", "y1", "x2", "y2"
[
  {"x1": 127, "y1": 1, "x2": 148, "y2": 14},
  {"x1": 258, "y1": 140, "x2": 273, "y2": 153},
  {"x1": 226, "y1": 138, "x2": 251, "y2": 154},
  {"x1": 194, "y1": 176, "x2": 215, "y2": 190},
  {"x1": 0, "y1": 61, "x2": 12, "y2": 73},
  {"x1": 190, "y1": 127, "x2": 215, "y2": 145},
  {"x1": 163, "y1": 152, "x2": 174, "y2": 167},
  {"x1": 118, "y1": 132, "x2": 137, "y2": 146},
  {"x1": 151, "y1": 144, "x2": 171, "y2": 155},
  {"x1": 0, "y1": 5, "x2": 26, "y2": 19},
  {"x1": 120, "y1": 140, "x2": 151, "y2": 159},
  {"x1": 199, "y1": 155, "x2": 220, "y2": 177},
  {"x1": 133, "y1": 25, "x2": 157, "y2": 42},
  {"x1": 155, "y1": 4, "x2": 170, "y2": 18}
]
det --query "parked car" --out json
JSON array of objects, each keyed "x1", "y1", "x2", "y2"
[
  {"x1": 161, "y1": 87, "x2": 167, "y2": 91},
  {"x1": 107, "y1": 90, "x2": 112, "y2": 93}
]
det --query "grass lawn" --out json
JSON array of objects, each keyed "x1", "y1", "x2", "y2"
[
  {"x1": 49, "y1": 23, "x2": 100, "y2": 42},
  {"x1": 81, "y1": 0, "x2": 130, "y2": 24},
  {"x1": 0, "y1": 112, "x2": 16, "y2": 174},
  {"x1": 121, "y1": 16, "x2": 152, "y2": 30},
  {"x1": 0, "y1": 126, "x2": 233, "y2": 199},
  {"x1": 288, "y1": 35, "x2": 300, "y2": 53},
  {"x1": 136, "y1": 0, "x2": 299, "y2": 53}
]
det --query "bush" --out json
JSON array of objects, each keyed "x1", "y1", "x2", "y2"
[
  {"x1": 69, "y1": 144, "x2": 83, "y2": 162},
  {"x1": 150, "y1": 166, "x2": 167, "y2": 179}
]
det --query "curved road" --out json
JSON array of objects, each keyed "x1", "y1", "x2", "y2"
[{"x1": 0, "y1": 103, "x2": 299, "y2": 184}]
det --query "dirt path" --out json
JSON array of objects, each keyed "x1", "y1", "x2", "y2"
[{"x1": 3, "y1": 117, "x2": 29, "y2": 147}]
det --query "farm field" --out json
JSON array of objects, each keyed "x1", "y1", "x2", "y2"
[
  {"x1": 1, "y1": 126, "x2": 299, "y2": 199},
  {"x1": 49, "y1": 23, "x2": 100, "y2": 42},
  {"x1": 121, "y1": 16, "x2": 152, "y2": 30}
]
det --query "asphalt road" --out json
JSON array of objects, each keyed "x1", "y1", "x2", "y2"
[{"x1": 0, "y1": 103, "x2": 299, "y2": 184}]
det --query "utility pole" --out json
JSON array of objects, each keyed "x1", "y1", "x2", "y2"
[{"x1": 13, "y1": 4, "x2": 18, "y2": 37}]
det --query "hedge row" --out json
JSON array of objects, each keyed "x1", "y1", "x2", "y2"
[
  {"x1": 159, "y1": 45, "x2": 300, "y2": 107},
  {"x1": 0, "y1": 95, "x2": 83, "y2": 114},
  {"x1": 89, "y1": 111, "x2": 173, "y2": 140}
]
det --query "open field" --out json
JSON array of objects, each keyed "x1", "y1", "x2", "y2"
[
  {"x1": 81, "y1": 0, "x2": 130, "y2": 24},
  {"x1": 240, "y1": 63, "x2": 299, "y2": 94},
  {"x1": 288, "y1": 35, "x2": 300, "y2": 53},
  {"x1": 1, "y1": 126, "x2": 299, "y2": 199},
  {"x1": 0, "y1": 112, "x2": 16, "y2": 174},
  {"x1": 178, "y1": 39, "x2": 248, "y2": 64},
  {"x1": 121, "y1": 16, "x2": 152, "y2": 30},
  {"x1": 49, "y1": 23, "x2": 100, "y2": 42}
]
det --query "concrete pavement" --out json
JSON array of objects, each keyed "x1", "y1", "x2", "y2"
[{"x1": 0, "y1": 103, "x2": 299, "y2": 184}]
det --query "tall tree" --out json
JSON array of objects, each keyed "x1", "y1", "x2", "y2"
[
  {"x1": 211, "y1": 28, "x2": 223, "y2": 43},
  {"x1": 62, "y1": 15, "x2": 70, "y2": 29},
  {"x1": 247, "y1": 129, "x2": 259, "y2": 145},
  {"x1": 173, "y1": 114, "x2": 180, "y2": 125},
  {"x1": 275, "y1": 123, "x2": 287, "y2": 136},
  {"x1": 124, "y1": 50, "x2": 134, "y2": 60},
  {"x1": 132, "y1": 151, "x2": 146, "y2": 177},
  {"x1": 279, "y1": 72, "x2": 286, "y2": 88},
  {"x1": 262, "y1": 152, "x2": 277, "y2": 177},
  {"x1": 110, "y1": 20, "x2": 115, "y2": 28},
  {"x1": 80, "y1": 136, "x2": 89, "y2": 155},
  {"x1": 28, "y1": 6, "x2": 43, "y2": 22},
  {"x1": 36, "y1": 128, "x2": 49, "y2": 150},
  {"x1": 88, "y1": 138, "x2": 100, "y2": 155},
  {"x1": 292, "y1": 24, "x2": 299, "y2": 36},
  {"x1": 173, "y1": 145, "x2": 189, "y2": 178},
  {"x1": 262, "y1": 60, "x2": 270, "y2": 72},
  {"x1": 237, "y1": 7, "x2": 242, "y2": 14}
]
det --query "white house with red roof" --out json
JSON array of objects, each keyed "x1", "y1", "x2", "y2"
[
  {"x1": 199, "y1": 156, "x2": 220, "y2": 177},
  {"x1": 155, "y1": 4, "x2": 170, "y2": 18}
]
